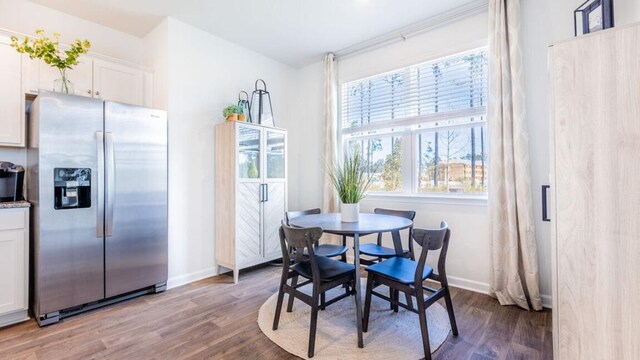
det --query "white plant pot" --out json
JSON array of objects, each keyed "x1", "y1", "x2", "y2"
[{"x1": 341, "y1": 203, "x2": 360, "y2": 223}]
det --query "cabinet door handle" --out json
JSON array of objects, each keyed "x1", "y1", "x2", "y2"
[
  {"x1": 95, "y1": 91, "x2": 101, "y2": 96},
  {"x1": 542, "y1": 185, "x2": 551, "y2": 222},
  {"x1": 264, "y1": 184, "x2": 269, "y2": 202},
  {"x1": 87, "y1": 90, "x2": 92, "y2": 95},
  {"x1": 259, "y1": 184, "x2": 264, "y2": 202}
]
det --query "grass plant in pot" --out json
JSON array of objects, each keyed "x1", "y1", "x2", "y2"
[{"x1": 328, "y1": 151, "x2": 375, "y2": 223}]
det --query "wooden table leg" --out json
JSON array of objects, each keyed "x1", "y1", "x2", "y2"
[{"x1": 353, "y1": 233, "x2": 364, "y2": 348}]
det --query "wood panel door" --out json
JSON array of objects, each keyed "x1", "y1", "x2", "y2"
[
  {"x1": 236, "y1": 182, "x2": 262, "y2": 267},
  {"x1": 0, "y1": 43, "x2": 24, "y2": 146},
  {"x1": 263, "y1": 182, "x2": 286, "y2": 258},
  {"x1": 550, "y1": 24, "x2": 640, "y2": 360}
]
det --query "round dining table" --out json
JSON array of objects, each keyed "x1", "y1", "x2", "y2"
[{"x1": 289, "y1": 212, "x2": 413, "y2": 348}]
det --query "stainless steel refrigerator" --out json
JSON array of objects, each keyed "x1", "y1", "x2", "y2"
[{"x1": 27, "y1": 92, "x2": 168, "y2": 326}]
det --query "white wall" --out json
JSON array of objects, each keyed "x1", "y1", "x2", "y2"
[
  {"x1": 143, "y1": 18, "x2": 168, "y2": 110},
  {"x1": 155, "y1": 18, "x2": 298, "y2": 288}
]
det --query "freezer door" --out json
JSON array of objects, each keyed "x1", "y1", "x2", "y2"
[
  {"x1": 104, "y1": 101, "x2": 167, "y2": 297},
  {"x1": 32, "y1": 92, "x2": 105, "y2": 315}
]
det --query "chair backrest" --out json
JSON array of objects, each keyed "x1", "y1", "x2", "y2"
[
  {"x1": 284, "y1": 208, "x2": 321, "y2": 226},
  {"x1": 374, "y1": 208, "x2": 416, "y2": 221},
  {"x1": 279, "y1": 221, "x2": 324, "y2": 281},
  {"x1": 373, "y1": 208, "x2": 416, "y2": 247},
  {"x1": 411, "y1": 221, "x2": 450, "y2": 285}
]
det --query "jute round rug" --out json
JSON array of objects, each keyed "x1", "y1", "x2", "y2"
[{"x1": 258, "y1": 285, "x2": 452, "y2": 359}]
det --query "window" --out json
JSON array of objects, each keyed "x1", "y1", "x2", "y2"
[{"x1": 340, "y1": 48, "x2": 488, "y2": 196}]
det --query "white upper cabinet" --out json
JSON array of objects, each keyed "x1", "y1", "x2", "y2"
[
  {"x1": 37, "y1": 60, "x2": 93, "y2": 98},
  {"x1": 27, "y1": 57, "x2": 151, "y2": 106},
  {"x1": 1, "y1": 31, "x2": 154, "y2": 148},
  {"x1": 93, "y1": 59, "x2": 146, "y2": 106},
  {"x1": 0, "y1": 42, "x2": 24, "y2": 147}
]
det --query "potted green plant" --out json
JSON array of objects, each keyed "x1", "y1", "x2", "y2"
[
  {"x1": 223, "y1": 104, "x2": 238, "y2": 121},
  {"x1": 10, "y1": 30, "x2": 91, "y2": 94},
  {"x1": 328, "y1": 151, "x2": 376, "y2": 222}
]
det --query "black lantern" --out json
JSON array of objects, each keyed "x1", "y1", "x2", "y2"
[
  {"x1": 250, "y1": 79, "x2": 275, "y2": 127},
  {"x1": 574, "y1": 0, "x2": 614, "y2": 36},
  {"x1": 238, "y1": 91, "x2": 251, "y2": 123}
]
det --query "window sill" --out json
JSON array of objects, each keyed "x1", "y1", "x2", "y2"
[{"x1": 361, "y1": 193, "x2": 488, "y2": 207}]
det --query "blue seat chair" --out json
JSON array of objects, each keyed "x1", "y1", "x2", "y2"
[
  {"x1": 285, "y1": 208, "x2": 349, "y2": 261},
  {"x1": 358, "y1": 208, "x2": 416, "y2": 265},
  {"x1": 363, "y1": 221, "x2": 458, "y2": 360},
  {"x1": 272, "y1": 222, "x2": 357, "y2": 358}
]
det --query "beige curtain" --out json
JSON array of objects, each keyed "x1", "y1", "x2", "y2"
[
  {"x1": 488, "y1": 0, "x2": 542, "y2": 311},
  {"x1": 322, "y1": 53, "x2": 339, "y2": 214}
]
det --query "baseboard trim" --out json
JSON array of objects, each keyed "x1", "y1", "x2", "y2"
[
  {"x1": 446, "y1": 275, "x2": 491, "y2": 294},
  {"x1": 446, "y1": 276, "x2": 552, "y2": 309},
  {"x1": 0, "y1": 310, "x2": 29, "y2": 329},
  {"x1": 166, "y1": 263, "x2": 553, "y2": 309},
  {"x1": 167, "y1": 266, "x2": 218, "y2": 290}
]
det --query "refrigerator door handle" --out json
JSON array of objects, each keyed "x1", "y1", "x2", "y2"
[
  {"x1": 105, "y1": 132, "x2": 115, "y2": 237},
  {"x1": 96, "y1": 131, "x2": 105, "y2": 238}
]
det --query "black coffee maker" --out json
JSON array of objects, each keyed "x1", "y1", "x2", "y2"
[{"x1": 0, "y1": 162, "x2": 25, "y2": 202}]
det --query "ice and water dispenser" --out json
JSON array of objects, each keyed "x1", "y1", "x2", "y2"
[{"x1": 54, "y1": 168, "x2": 91, "y2": 210}]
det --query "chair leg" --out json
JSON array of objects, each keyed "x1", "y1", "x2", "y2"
[
  {"x1": 388, "y1": 286, "x2": 394, "y2": 310},
  {"x1": 287, "y1": 275, "x2": 298, "y2": 312},
  {"x1": 444, "y1": 286, "x2": 459, "y2": 336},
  {"x1": 393, "y1": 289, "x2": 399, "y2": 313},
  {"x1": 272, "y1": 283, "x2": 286, "y2": 330},
  {"x1": 308, "y1": 297, "x2": 319, "y2": 358},
  {"x1": 341, "y1": 252, "x2": 347, "y2": 262},
  {"x1": 363, "y1": 273, "x2": 374, "y2": 332},
  {"x1": 416, "y1": 295, "x2": 432, "y2": 360},
  {"x1": 320, "y1": 292, "x2": 326, "y2": 310},
  {"x1": 405, "y1": 292, "x2": 414, "y2": 311}
]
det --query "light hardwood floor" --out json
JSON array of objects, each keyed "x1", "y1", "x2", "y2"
[{"x1": 0, "y1": 265, "x2": 552, "y2": 359}]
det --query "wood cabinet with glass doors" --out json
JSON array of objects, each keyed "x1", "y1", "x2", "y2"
[{"x1": 215, "y1": 121, "x2": 287, "y2": 283}]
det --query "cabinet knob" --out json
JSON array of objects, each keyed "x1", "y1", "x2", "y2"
[
  {"x1": 87, "y1": 90, "x2": 92, "y2": 95},
  {"x1": 95, "y1": 91, "x2": 101, "y2": 97}
]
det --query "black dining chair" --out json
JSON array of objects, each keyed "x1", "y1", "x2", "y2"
[
  {"x1": 362, "y1": 222, "x2": 458, "y2": 360},
  {"x1": 273, "y1": 222, "x2": 357, "y2": 358},
  {"x1": 285, "y1": 209, "x2": 349, "y2": 262},
  {"x1": 358, "y1": 208, "x2": 416, "y2": 266}
]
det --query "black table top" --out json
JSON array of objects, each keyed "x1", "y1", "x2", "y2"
[{"x1": 288, "y1": 213, "x2": 413, "y2": 235}]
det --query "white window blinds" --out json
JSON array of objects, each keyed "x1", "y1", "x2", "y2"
[{"x1": 341, "y1": 48, "x2": 488, "y2": 134}]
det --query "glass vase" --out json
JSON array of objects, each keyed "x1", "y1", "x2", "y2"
[{"x1": 53, "y1": 76, "x2": 74, "y2": 94}]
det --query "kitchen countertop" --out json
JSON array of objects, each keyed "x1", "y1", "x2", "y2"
[{"x1": 0, "y1": 201, "x2": 31, "y2": 209}]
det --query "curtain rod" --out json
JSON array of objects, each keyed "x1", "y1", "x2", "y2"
[{"x1": 334, "y1": 0, "x2": 488, "y2": 60}]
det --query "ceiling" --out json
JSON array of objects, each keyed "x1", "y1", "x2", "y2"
[{"x1": 30, "y1": 0, "x2": 478, "y2": 67}]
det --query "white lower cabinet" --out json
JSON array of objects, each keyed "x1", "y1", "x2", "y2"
[{"x1": 0, "y1": 207, "x2": 29, "y2": 328}]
